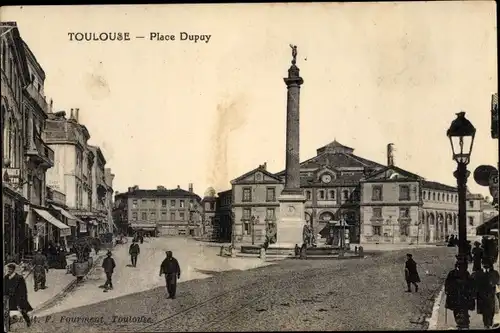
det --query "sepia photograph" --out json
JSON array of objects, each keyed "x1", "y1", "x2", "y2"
[{"x1": 1, "y1": 2, "x2": 499, "y2": 332}]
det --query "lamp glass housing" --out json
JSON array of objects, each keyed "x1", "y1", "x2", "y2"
[{"x1": 446, "y1": 112, "x2": 476, "y2": 165}]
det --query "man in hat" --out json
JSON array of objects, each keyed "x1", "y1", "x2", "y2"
[
  {"x1": 101, "y1": 251, "x2": 116, "y2": 292},
  {"x1": 404, "y1": 253, "x2": 421, "y2": 292},
  {"x1": 4, "y1": 263, "x2": 33, "y2": 327},
  {"x1": 129, "y1": 239, "x2": 140, "y2": 267},
  {"x1": 445, "y1": 261, "x2": 475, "y2": 329},
  {"x1": 473, "y1": 258, "x2": 500, "y2": 329},
  {"x1": 159, "y1": 251, "x2": 181, "y2": 299},
  {"x1": 472, "y1": 241, "x2": 484, "y2": 272},
  {"x1": 32, "y1": 249, "x2": 49, "y2": 291}
]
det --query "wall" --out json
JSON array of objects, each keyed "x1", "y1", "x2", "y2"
[{"x1": 232, "y1": 182, "x2": 284, "y2": 243}]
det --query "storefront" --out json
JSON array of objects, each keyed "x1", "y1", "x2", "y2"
[
  {"x1": 50, "y1": 204, "x2": 81, "y2": 250},
  {"x1": 3, "y1": 184, "x2": 30, "y2": 262},
  {"x1": 32, "y1": 207, "x2": 71, "y2": 251},
  {"x1": 131, "y1": 223, "x2": 157, "y2": 236}
]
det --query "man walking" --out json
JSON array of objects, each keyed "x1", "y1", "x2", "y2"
[
  {"x1": 472, "y1": 241, "x2": 484, "y2": 272},
  {"x1": 404, "y1": 253, "x2": 420, "y2": 292},
  {"x1": 473, "y1": 259, "x2": 500, "y2": 329},
  {"x1": 159, "y1": 251, "x2": 181, "y2": 299},
  {"x1": 102, "y1": 251, "x2": 116, "y2": 292},
  {"x1": 129, "y1": 239, "x2": 140, "y2": 267},
  {"x1": 445, "y1": 262, "x2": 476, "y2": 329},
  {"x1": 32, "y1": 249, "x2": 49, "y2": 291},
  {"x1": 4, "y1": 263, "x2": 33, "y2": 327}
]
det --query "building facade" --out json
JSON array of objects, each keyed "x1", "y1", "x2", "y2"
[
  {"x1": 2, "y1": 22, "x2": 33, "y2": 261},
  {"x1": 88, "y1": 145, "x2": 110, "y2": 235},
  {"x1": 226, "y1": 140, "x2": 487, "y2": 246},
  {"x1": 360, "y1": 166, "x2": 484, "y2": 244},
  {"x1": 104, "y1": 168, "x2": 115, "y2": 233},
  {"x1": 114, "y1": 184, "x2": 203, "y2": 236},
  {"x1": 44, "y1": 109, "x2": 99, "y2": 238}
]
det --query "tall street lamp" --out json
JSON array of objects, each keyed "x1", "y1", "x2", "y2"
[{"x1": 447, "y1": 111, "x2": 476, "y2": 329}]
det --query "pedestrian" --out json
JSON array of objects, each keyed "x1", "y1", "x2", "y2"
[
  {"x1": 447, "y1": 235, "x2": 456, "y2": 247},
  {"x1": 139, "y1": 233, "x2": 144, "y2": 244},
  {"x1": 101, "y1": 251, "x2": 116, "y2": 292},
  {"x1": 4, "y1": 263, "x2": 33, "y2": 327},
  {"x1": 32, "y1": 249, "x2": 49, "y2": 291},
  {"x1": 294, "y1": 244, "x2": 300, "y2": 258},
  {"x1": 404, "y1": 253, "x2": 421, "y2": 292},
  {"x1": 159, "y1": 251, "x2": 181, "y2": 299},
  {"x1": 466, "y1": 241, "x2": 473, "y2": 263},
  {"x1": 473, "y1": 258, "x2": 500, "y2": 329},
  {"x1": 444, "y1": 261, "x2": 476, "y2": 330},
  {"x1": 472, "y1": 241, "x2": 484, "y2": 272},
  {"x1": 129, "y1": 239, "x2": 140, "y2": 267}
]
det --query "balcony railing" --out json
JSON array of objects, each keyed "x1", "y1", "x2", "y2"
[
  {"x1": 26, "y1": 135, "x2": 54, "y2": 167},
  {"x1": 25, "y1": 84, "x2": 49, "y2": 113}
]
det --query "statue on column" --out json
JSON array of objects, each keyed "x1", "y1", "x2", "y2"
[{"x1": 289, "y1": 44, "x2": 298, "y2": 65}]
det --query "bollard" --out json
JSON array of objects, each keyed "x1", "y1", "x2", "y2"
[
  {"x1": 359, "y1": 246, "x2": 364, "y2": 257},
  {"x1": 354, "y1": 246, "x2": 358, "y2": 255},
  {"x1": 220, "y1": 246, "x2": 224, "y2": 257}
]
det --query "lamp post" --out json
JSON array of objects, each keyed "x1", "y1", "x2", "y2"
[{"x1": 447, "y1": 111, "x2": 476, "y2": 329}]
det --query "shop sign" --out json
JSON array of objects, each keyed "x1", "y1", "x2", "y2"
[
  {"x1": 79, "y1": 222, "x2": 87, "y2": 233},
  {"x1": 60, "y1": 228, "x2": 71, "y2": 237}
]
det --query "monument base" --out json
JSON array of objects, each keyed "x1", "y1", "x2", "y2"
[{"x1": 277, "y1": 191, "x2": 306, "y2": 247}]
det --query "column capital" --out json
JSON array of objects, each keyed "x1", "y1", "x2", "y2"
[{"x1": 284, "y1": 76, "x2": 304, "y2": 86}]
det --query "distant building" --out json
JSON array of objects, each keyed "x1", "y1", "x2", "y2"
[
  {"x1": 114, "y1": 184, "x2": 202, "y2": 236},
  {"x1": 215, "y1": 189, "x2": 233, "y2": 242},
  {"x1": 224, "y1": 140, "x2": 487, "y2": 246},
  {"x1": 360, "y1": 166, "x2": 484, "y2": 244},
  {"x1": 200, "y1": 187, "x2": 217, "y2": 239}
]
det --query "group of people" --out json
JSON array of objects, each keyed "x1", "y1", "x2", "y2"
[
  {"x1": 444, "y1": 257, "x2": 500, "y2": 329},
  {"x1": 101, "y1": 245, "x2": 181, "y2": 299}
]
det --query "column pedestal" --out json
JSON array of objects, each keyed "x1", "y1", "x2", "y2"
[{"x1": 270, "y1": 191, "x2": 306, "y2": 250}]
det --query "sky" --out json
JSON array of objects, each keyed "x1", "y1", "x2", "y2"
[{"x1": 2, "y1": 2, "x2": 497, "y2": 198}]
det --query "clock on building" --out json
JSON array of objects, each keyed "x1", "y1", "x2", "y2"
[{"x1": 321, "y1": 174, "x2": 332, "y2": 184}]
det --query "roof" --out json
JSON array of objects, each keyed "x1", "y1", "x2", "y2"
[
  {"x1": 22, "y1": 40, "x2": 46, "y2": 81},
  {"x1": 363, "y1": 165, "x2": 424, "y2": 181},
  {"x1": 421, "y1": 180, "x2": 457, "y2": 192},
  {"x1": 231, "y1": 165, "x2": 283, "y2": 184},
  {"x1": 88, "y1": 145, "x2": 106, "y2": 165},
  {"x1": 1, "y1": 22, "x2": 31, "y2": 84},
  {"x1": 217, "y1": 189, "x2": 232, "y2": 196},
  {"x1": 116, "y1": 188, "x2": 202, "y2": 201}
]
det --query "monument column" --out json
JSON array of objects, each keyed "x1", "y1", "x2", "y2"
[{"x1": 275, "y1": 45, "x2": 306, "y2": 248}]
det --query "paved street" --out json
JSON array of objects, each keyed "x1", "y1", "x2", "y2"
[
  {"x1": 10, "y1": 244, "x2": 456, "y2": 332},
  {"x1": 27, "y1": 237, "x2": 273, "y2": 318}
]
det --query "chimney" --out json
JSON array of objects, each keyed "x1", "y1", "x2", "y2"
[
  {"x1": 75, "y1": 108, "x2": 80, "y2": 122},
  {"x1": 70, "y1": 108, "x2": 74, "y2": 119},
  {"x1": 177, "y1": 185, "x2": 180, "y2": 189},
  {"x1": 127, "y1": 187, "x2": 132, "y2": 193},
  {"x1": 189, "y1": 183, "x2": 193, "y2": 193},
  {"x1": 49, "y1": 99, "x2": 53, "y2": 113},
  {"x1": 263, "y1": 162, "x2": 267, "y2": 170},
  {"x1": 387, "y1": 143, "x2": 395, "y2": 166}
]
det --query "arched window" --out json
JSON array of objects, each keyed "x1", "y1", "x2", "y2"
[
  {"x1": 432, "y1": 192, "x2": 436, "y2": 201},
  {"x1": 446, "y1": 194, "x2": 449, "y2": 202},
  {"x1": 423, "y1": 191, "x2": 426, "y2": 200},
  {"x1": 437, "y1": 193, "x2": 441, "y2": 201},
  {"x1": 306, "y1": 191, "x2": 311, "y2": 200}
]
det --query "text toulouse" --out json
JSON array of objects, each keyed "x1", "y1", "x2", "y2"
[{"x1": 68, "y1": 32, "x2": 212, "y2": 43}]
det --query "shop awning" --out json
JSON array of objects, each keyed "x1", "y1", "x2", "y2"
[
  {"x1": 33, "y1": 208, "x2": 71, "y2": 231},
  {"x1": 51, "y1": 205, "x2": 81, "y2": 227},
  {"x1": 131, "y1": 223, "x2": 157, "y2": 230}
]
